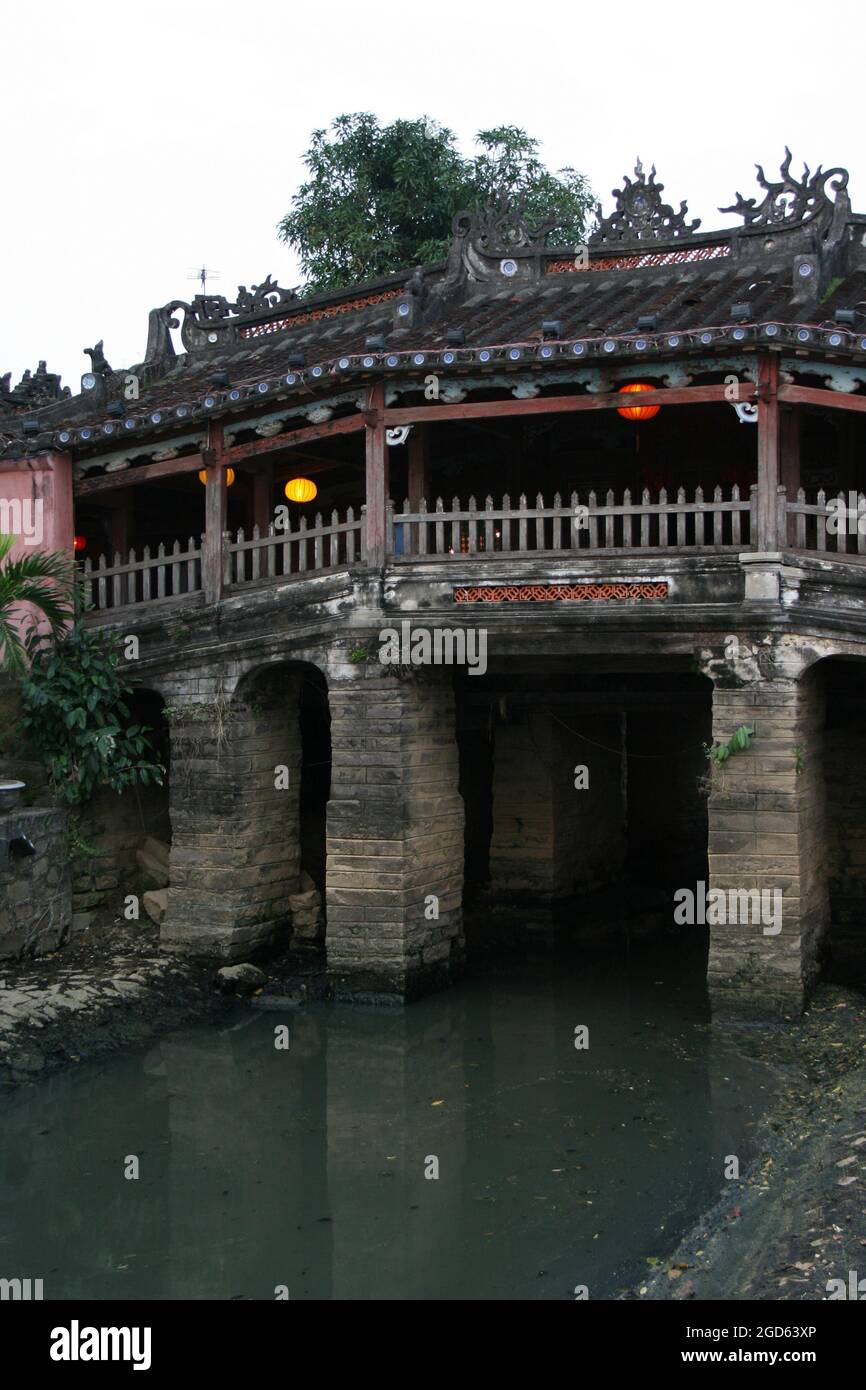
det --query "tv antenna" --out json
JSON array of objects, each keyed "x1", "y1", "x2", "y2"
[{"x1": 187, "y1": 266, "x2": 221, "y2": 294}]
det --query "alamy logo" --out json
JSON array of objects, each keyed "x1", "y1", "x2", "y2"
[
  {"x1": 674, "y1": 881, "x2": 782, "y2": 935},
  {"x1": 826, "y1": 492, "x2": 866, "y2": 535},
  {"x1": 827, "y1": 1270, "x2": 866, "y2": 1299},
  {"x1": 0, "y1": 497, "x2": 43, "y2": 546},
  {"x1": 50, "y1": 1320, "x2": 152, "y2": 1371},
  {"x1": 379, "y1": 620, "x2": 487, "y2": 675},
  {"x1": 0, "y1": 1276, "x2": 43, "y2": 1299}
]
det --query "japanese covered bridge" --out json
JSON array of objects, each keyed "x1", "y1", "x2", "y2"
[{"x1": 4, "y1": 152, "x2": 866, "y2": 1013}]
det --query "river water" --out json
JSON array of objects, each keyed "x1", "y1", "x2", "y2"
[{"x1": 0, "y1": 936, "x2": 776, "y2": 1300}]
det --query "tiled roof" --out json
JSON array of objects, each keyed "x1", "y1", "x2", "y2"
[{"x1": 4, "y1": 153, "x2": 866, "y2": 462}]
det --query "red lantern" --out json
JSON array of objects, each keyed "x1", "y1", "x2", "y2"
[
  {"x1": 617, "y1": 382, "x2": 661, "y2": 421},
  {"x1": 73, "y1": 535, "x2": 87, "y2": 553}
]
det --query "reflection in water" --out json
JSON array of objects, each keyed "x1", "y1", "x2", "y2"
[{"x1": 0, "y1": 938, "x2": 774, "y2": 1300}]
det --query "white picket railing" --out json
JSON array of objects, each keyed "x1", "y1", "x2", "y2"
[
  {"x1": 81, "y1": 486, "x2": 866, "y2": 613},
  {"x1": 391, "y1": 487, "x2": 754, "y2": 556},
  {"x1": 83, "y1": 539, "x2": 202, "y2": 610},
  {"x1": 227, "y1": 508, "x2": 363, "y2": 586},
  {"x1": 785, "y1": 488, "x2": 866, "y2": 555}
]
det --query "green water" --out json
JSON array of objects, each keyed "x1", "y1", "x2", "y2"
[{"x1": 0, "y1": 938, "x2": 775, "y2": 1300}]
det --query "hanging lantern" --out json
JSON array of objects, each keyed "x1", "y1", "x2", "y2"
[
  {"x1": 73, "y1": 534, "x2": 87, "y2": 553},
  {"x1": 616, "y1": 382, "x2": 661, "y2": 421},
  {"x1": 285, "y1": 477, "x2": 317, "y2": 503},
  {"x1": 197, "y1": 467, "x2": 235, "y2": 486}
]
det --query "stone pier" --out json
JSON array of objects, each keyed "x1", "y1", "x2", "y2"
[
  {"x1": 326, "y1": 671, "x2": 464, "y2": 998},
  {"x1": 161, "y1": 671, "x2": 303, "y2": 958},
  {"x1": 706, "y1": 669, "x2": 828, "y2": 1015}
]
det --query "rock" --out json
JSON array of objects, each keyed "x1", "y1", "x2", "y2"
[
  {"x1": 142, "y1": 837, "x2": 170, "y2": 869},
  {"x1": 215, "y1": 963, "x2": 266, "y2": 995},
  {"x1": 299, "y1": 871, "x2": 318, "y2": 893},
  {"x1": 288, "y1": 889, "x2": 320, "y2": 912},
  {"x1": 136, "y1": 837, "x2": 170, "y2": 889},
  {"x1": 143, "y1": 889, "x2": 168, "y2": 925},
  {"x1": 10, "y1": 1049, "x2": 45, "y2": 1074}
]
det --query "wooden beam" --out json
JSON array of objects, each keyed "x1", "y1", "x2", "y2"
[
  {"x1": 364, "y1": 382, "x2": 387, "y2": 568},
  {"x1": 756, "y1": 353, "x2": 780, "y2": 551},
  {"x1": 778, "y1": 383, "x2": 866, "y2": 413},
  {"x1": 382, "y1": 381, "x2": 738, "y2": 427},
  {"x1": 202, "y1": 422, "x2": 227, "y2": 605},
  {"x1": 226, "y1": 413, "x2": 365, "y2": 465},
  {"x1": 76, "y1": 453, "x2": 204, "y2": 496},
  {"x1": 75, "y1": 415, "x2": 366, "y2": 498}
]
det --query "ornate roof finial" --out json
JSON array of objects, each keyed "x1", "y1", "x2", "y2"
[
  {"x1": 84, "y1": 340, "x2": 113, "y2": 376},
  {"x1": 590, "y1": 160, "x2": 700, "y2": 246},
  {"x1": 720, "y1": 148, "x2": 850, "y2": 227}
]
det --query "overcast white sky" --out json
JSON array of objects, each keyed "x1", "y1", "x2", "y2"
[{"x1": 3, "y1": 0, "x2": 864, "y2": 390}]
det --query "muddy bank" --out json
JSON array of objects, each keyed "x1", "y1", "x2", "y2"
[
  {"x1": 0, "y1": 920, "x2": 225, "y2": 1089},
  {"x1": 0, "y1": 920, "x2": 331, "y2": 1090},
  {"x1": 632, "y1": 984, "x2": 866, "y2": 1301}
]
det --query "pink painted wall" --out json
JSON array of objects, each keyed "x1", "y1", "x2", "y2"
[{"x1": 0, "y1": 451, "x2": 74, "y2": 650}]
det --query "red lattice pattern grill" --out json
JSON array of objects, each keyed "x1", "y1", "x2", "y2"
[
  {"x1": 240, "y1": 287, "x2": 406, "y2": 339},
  {"x1": 548, "y1": 244, "x2": 730, "y2": 274},
  {"x1": 453, "y1": 582, "x2": 669, "y2": 603}
]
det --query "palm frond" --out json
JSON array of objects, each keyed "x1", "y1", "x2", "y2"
[{"x1": 0, "y1": 535, "x2": 75, "y2": 672}]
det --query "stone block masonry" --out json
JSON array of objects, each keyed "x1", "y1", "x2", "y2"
[
  {"x1": 326, "y1": 671, "x2": 465, "y2": 998},
  {"x1": 487, "y1": 708, "x2": 625, "y2": 904},
  {"x1": 706, "y1": 669, "x2": 828, "y2": 1016},
  {"x1": 161, "y1": 671, "x2": 303, "y2": 959},
  {"x1": 71, "y1": 780, "x2": 169, "y2": 933},
  {"x1": 0, "y1": 808, "x2": 71, "y2": 960}
]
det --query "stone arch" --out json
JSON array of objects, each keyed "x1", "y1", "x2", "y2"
[
  {"x1": 809, "y1": 653, "x2": 866, "y2": 982},
  {"x1": 161, "y1": 657, "x2": 330, "y2": 960}
]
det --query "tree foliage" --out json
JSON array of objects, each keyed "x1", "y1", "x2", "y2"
[
  {"x1": 279, "y1": 115, "x2": 595, "y2": 293},
  {"x1": 19, "y1": 619, "x2": 164, "y2": 807}
]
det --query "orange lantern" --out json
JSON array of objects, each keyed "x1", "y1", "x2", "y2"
[
  {"x1": 73, "y1": 534, "x2": 87, "y2": 553},
  {"x1": 198, "y1": 467, "x2": 235, "y2": 486},
  {"x1": 285, "y1": 477, "x2": 317, "y2": 503},
  {"x1": 616, "y1": 382, "x2": 661, "y2": 421}
]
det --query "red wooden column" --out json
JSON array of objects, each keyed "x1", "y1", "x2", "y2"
[
  {"x1": 364, "y1": 382, "x2": 388, "y2": 567},
  {"x1": 202, "y1": 421, "x2": 227, "y2": 604},
  {"x1": 109, "y1": 500, "x2": 131, "y2": 559},
  {"x1": 756, "y1": 353, "x2": 781, "y2": 551},
  {"x1": 407, "y1": 425, "x2": 430, "y2": 508},
  {"x1": 780, "y1": 405, "x2": 801, "y2": 549},
  {"x1": 253, "y1": 460, "x2": 274, "y2": 536},
  {"x1": 780, "y1": 406, "x2": 801, "y2": 497}
]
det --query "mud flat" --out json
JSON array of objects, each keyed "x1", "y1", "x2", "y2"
[{"x1": 632, "y1": 985, "x2": 866, "y2": 1302}]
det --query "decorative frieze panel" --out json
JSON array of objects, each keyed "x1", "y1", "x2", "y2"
[{"x1": 453, "y1": 582, "x2": 669, "y2": 603}]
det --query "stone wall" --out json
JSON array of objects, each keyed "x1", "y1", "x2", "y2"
[
  {"x1": 0, "y1": 807, "x2": 71, "y2": 960},
  {"x1": 326, "y1": 671, "x2": 465, "y2": 998},
  {"x1": 161, "y1": 671, "x2": 302, "y2": 959},
  {"x1": 487, "y1": 707, "x2": 625, "y2": 902},
  {"x1": 487, "y1": 713, "x2": 557, "y2": 897},
  {"x1": 71, "y1": 780, "x2": 170, "y2": 933},
  {"x1": 823, "y1": 662, "x2": 866, "y2": 976},
  {"x1": 706, "y1": 671, "x2": 828, "y2": 1015}
]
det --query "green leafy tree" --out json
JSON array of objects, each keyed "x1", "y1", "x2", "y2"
[
  {"x1": 279, "y1": 114, "x2": 595, "y2": 293},
  {"x1": 0, "y1": 532, "x2": 73, "y2": 673},
  {"x1": 19, "y1": 619, "x2": 164, "y2": 807}
]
